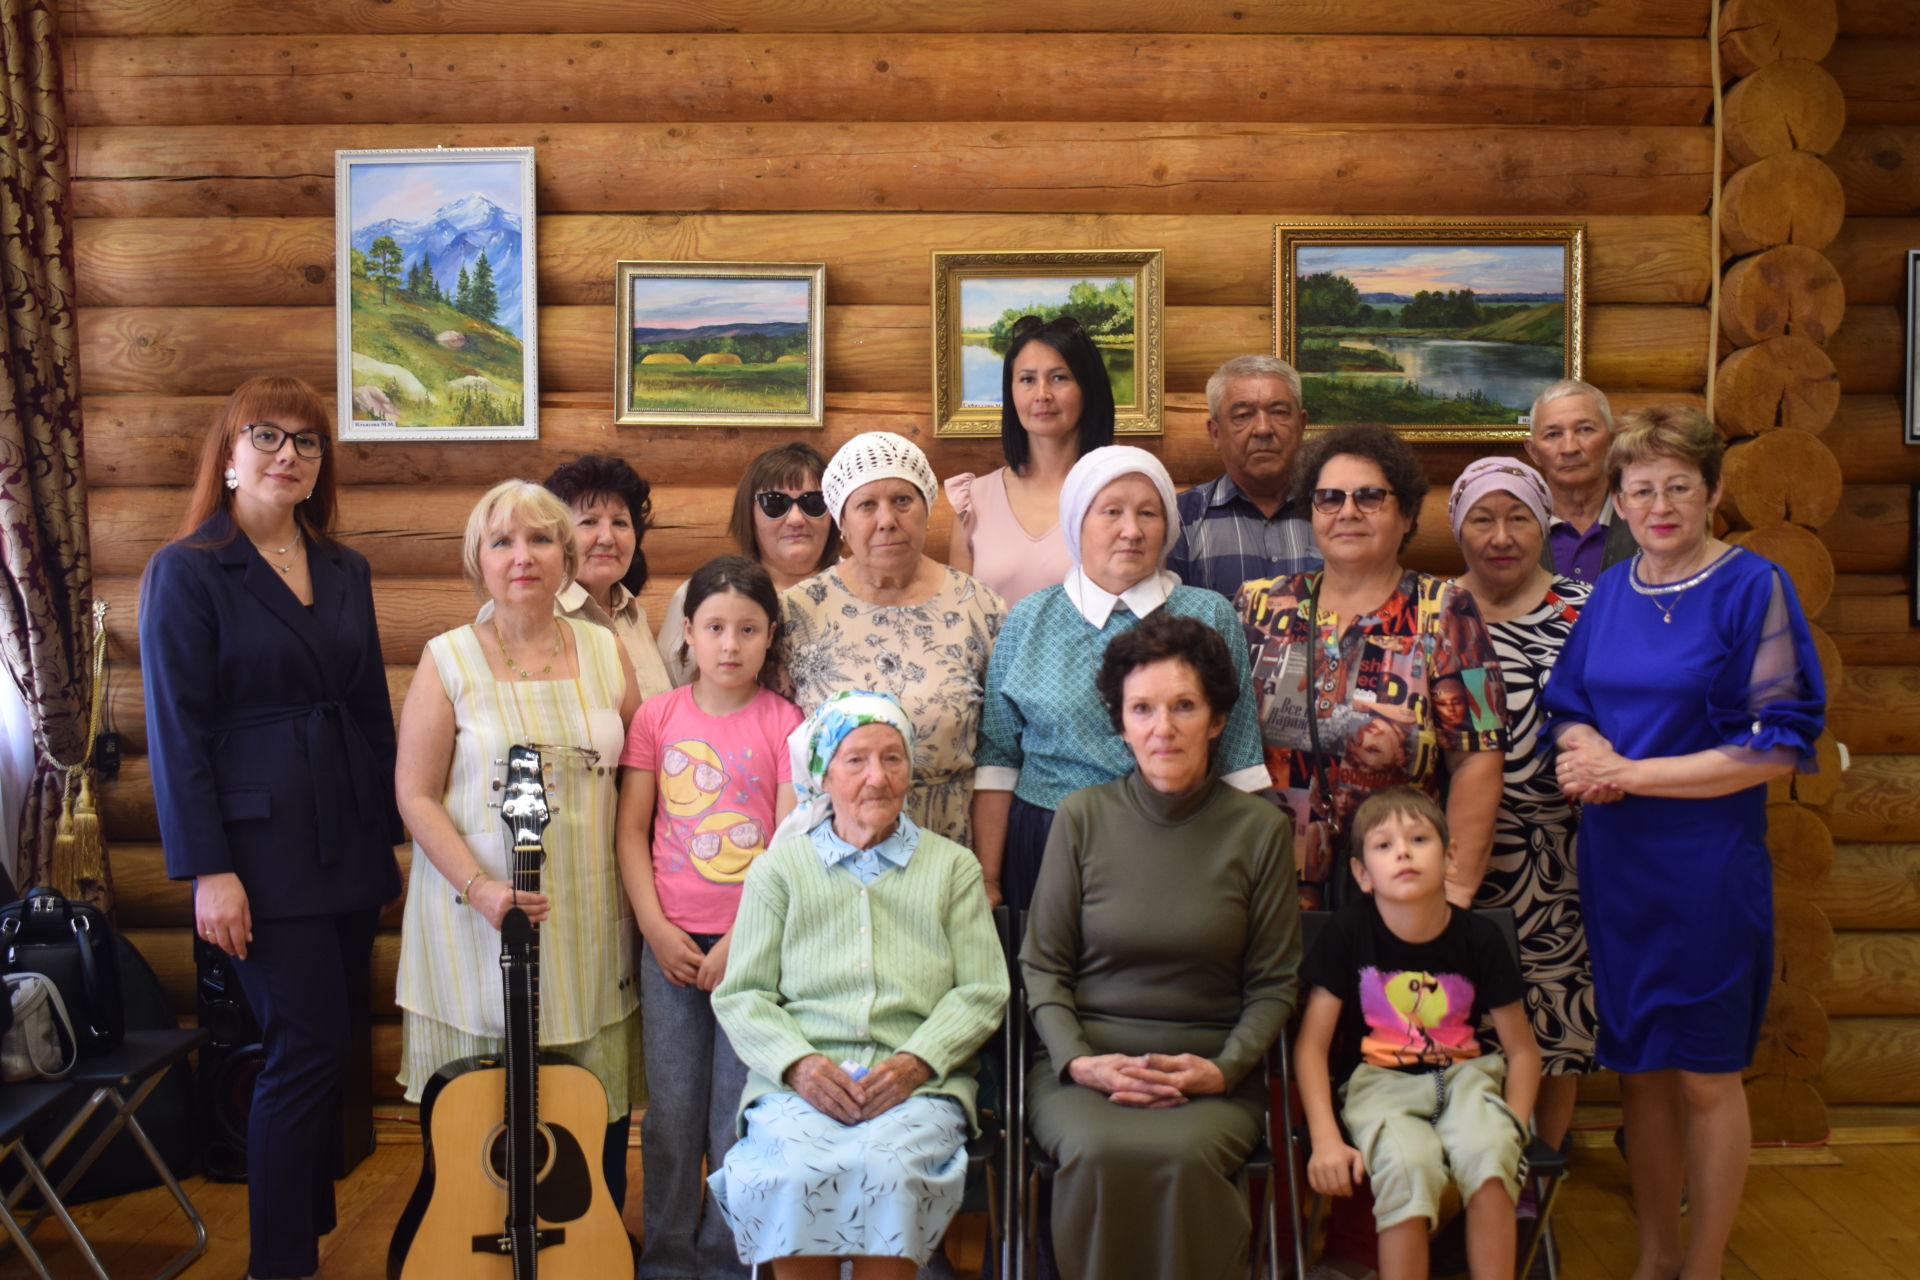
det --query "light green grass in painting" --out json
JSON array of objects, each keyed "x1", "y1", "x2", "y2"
[
  {"x1": 1302, "y1": 373, "x2": 1518, "y2": 426},
  {"x1": 349, "y1": 277, "x2": 525, "y2": 427},
  {"x1": 629, "y1": 361, "x2": 809, "y2": 413}
]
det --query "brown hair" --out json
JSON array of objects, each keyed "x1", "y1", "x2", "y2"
[
  {"x1": 726, "y1": 442, "x2": 840, "y2": 573},
  {"x1": 1607, "y1": 404, "x2": 1723, "y2": 494},
  {"x1": 175, "y1": 376, "x2": 338, "y2": 548},
  {"x1": 1349, "y1": 786, "x2": 1449, "y2": 855}
]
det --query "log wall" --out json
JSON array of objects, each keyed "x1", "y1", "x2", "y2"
[{"x1": 62, "y1": 1, "x2": 1912, "y2": 1118}]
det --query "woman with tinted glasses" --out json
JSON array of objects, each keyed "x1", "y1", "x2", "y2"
[
  {"x1": 659, "y1": 442, "x2": 840, "y2": 685},
  {"x1": 945, "y1": 313, "x2": 1116, "y2": 605},
  {"x1": 141, "y1": 376, "x2": 403, "y2": 1280}
]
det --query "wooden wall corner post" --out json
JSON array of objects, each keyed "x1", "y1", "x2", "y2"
[{"x1": 1714, "y1": 0, "x2": 1846, "y2": 1145}]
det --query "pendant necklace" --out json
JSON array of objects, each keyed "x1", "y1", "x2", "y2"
[
  {"x1": 1627, "y1": 548, "x2": 1732, "y2": 624},
  {"x1": 497, "y1": 619, "x2": 564, "y2": 679},
  {"x1": 249, "y1": 531, "x2": 302, "y2": 575}
]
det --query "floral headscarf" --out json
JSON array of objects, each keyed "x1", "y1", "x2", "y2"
[{"x1": 769, "y1": 690, "x2": 917, "y2": 847}]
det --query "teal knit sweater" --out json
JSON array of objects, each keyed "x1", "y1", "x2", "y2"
[{"x1": 713, "y1": 830, "x2": 1011, "y2": 1132}]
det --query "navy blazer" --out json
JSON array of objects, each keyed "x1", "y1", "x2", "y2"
[{"x1": 140, "y1": 513, "x2": 403, "y2": 920}]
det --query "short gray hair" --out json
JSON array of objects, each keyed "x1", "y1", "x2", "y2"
[
  {"x1": 1206, "y1": 355, "x2": 1303, "y2": 421},
  {"x1": 1530, "y1": 378, "x2": 1613, "y2": 430}
]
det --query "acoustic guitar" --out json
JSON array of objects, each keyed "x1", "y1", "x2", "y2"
[{"x1": 389, "y1": 744, "x2": 630, "y2": 1280}]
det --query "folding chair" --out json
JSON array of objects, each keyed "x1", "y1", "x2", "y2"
[
  {"x1": 7, "y1": 1028, "x2": 210, "y2": 1280},
  {"x1": 1274, "y1": 907, "x2": 1570, "y2": 1280},
  {"x1": 0, "y1": 1080, "x2": 104, "y2": 1279}
]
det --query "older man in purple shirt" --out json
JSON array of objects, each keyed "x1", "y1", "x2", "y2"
[{"x1": 1524, "y1": 378, "x2": 1638, "y2": 585}]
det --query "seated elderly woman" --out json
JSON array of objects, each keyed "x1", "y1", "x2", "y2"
[
  {"x1": 1021, "y1": 613, "x2": 1301, "y2": 1280},
  {"x1": 974, "y1": 444, "x2": 1268, "y2": 911},
  {"x1": 708, "y1": 691, "x2": 1009, "y2": 1279}
]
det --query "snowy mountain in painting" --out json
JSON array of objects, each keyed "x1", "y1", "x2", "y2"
[{"x1": 353, "y1": 193, "x2": 526, "y2": 337}]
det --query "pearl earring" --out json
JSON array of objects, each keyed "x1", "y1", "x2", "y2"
[{"x1": 223, "y1": 467, "x2": 239, "y2": 490}]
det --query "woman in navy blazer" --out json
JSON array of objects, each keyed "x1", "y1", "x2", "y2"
[{"x1": 140, "y1": 376, "x2": 401, "y2": 1280}]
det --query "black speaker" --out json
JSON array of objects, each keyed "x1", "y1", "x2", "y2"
[{"x1": 194, "y1": 938, "x2": 376, "y2": 1183}]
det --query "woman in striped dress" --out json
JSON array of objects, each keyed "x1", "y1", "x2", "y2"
[{"x1": 394, "y1": 480, "x2": 643, "y2": 1205}]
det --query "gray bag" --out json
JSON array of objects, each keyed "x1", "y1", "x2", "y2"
[{"x1": 2, "y1": 971, "x2": 77, "y2": 1081}]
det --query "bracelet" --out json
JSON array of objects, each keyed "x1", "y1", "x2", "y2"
[{"x1": 453, "y1": 869, "x2": 488, "y2": 906}]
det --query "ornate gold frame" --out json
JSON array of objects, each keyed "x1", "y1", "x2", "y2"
[
  {"x1": 1273, "y1": 221, "x2": 1585, "y2": 443},
  {"x1": 931, "y1": 249, "x2": 1164, "y2": 438}
]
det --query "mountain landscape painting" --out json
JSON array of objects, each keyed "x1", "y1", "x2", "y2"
[
  {"x1": 616, "y1": 262, "x2": 825, "y2": 429},
  {"x1": 335, "y1": 148, "x2": 537, "y2": 440}
]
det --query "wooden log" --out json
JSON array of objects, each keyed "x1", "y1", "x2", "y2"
[
  {"x1": 1814, "y1": 843, "x2": 1920, "y2": 929},
  {"x1": 1819, "y1": 754, "x2": 1920, "y2": 842},
  {"x1": 100, "y1": 755, "x2": 158, "y2": 841},
  {"x1": 1767, "y1": 801, "x2": 1836, "y2": 889},
  {"x1": 1722, "y1": 60, "x2": 1848, "y2": 164},
  {"x1": 65, "y1": 0, "x2": 1713, "y2": 38},
  {"x1": 115, "y1": 840, "x2": 413, "y2": 931},
  {"x1": 1825, "y1": 219, "x2": 1920, "y2": 305},
  {"x1": 1823, "y1": 38, "x2": 1920, "y2": 126},
  {"x1": 74, "y1": 211, "x2": 1715, "y2": 310},
  {"x1": 1792, "y1": 730, "x2": 1845, "y2": 807},
  {"x1": 1807, "y1": 622, "x2": 1845, "y2": 700},
  {"x1": 72, "y1": 121, "x2": 1714, "y2": 220},
  {"x1": 1827, "y1": 124, "x2": 1920, "y2": 218},
  {"x1": 1816, "y1": 1016, "x2": 1920, "y2": 1102},
  {"x1": 1815, "y1": 482, "x2": 1906, "y2": 574},
  {"x1": 74, "y1": 300, "x2": 1709, "y2": 399},
  {"x1": 1749, "y1": 981, "x2": 1830, "y2": 1079},
  {"x1": 1718, "y1": 245, "x2": 1847, "y2": 347},
  {"x1": 1829, "y1": 304, "x2": 1906, "y2": 396},
  {"x1": 1836, "y1": 0, "x2": 1920, "y2": 38},
  {"x1": 1743, "y1": 1074, "x2": 1830, "y2": 1143},
  {"x1": 1720, "y1": 0, "x2": 1840, "y2": 76},
  {"x1": 1726, "y1": 522, "x2": 1834, "y2": 616},
  {"x1": 1717, "y1": 427, "x2": 1844, "y2": 528},
  {"x1": 70, "y1": 34, "x2": 1711, "y2": 130},
  {"x1": 1820, "y1": 932, "x2": 1920, "y2": 1016},
  {"x1": 1720, "y1": 151, "x2": 1847, "y2": 255},
  {"x1": 1831, "y1": 666, "x2": 1920, "y2": 754},
  {"x1": 1775, "y1": 896, "x2": 1835, "y2": 987},
  {"x1": 1819, "y1": 595, "x2": 1920, "y2": 670},
  {"x1": 1713, "y1": 336, "x2": 1841, "y2": 437},
  {"x1": 1822, "y1": 395, "x2": 1917, "y2": 480}
]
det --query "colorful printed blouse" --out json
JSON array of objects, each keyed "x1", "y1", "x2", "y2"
[{"x1": 1234, "y1": 569, "x2": 1510, "y2": 890}]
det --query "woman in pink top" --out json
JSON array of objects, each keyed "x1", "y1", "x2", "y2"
[{"x1": 946, "y1": 313, "x2": 1116, "y2": 605}]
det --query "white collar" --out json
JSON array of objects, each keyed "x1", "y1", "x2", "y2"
[
  {"x1": 556, "y1": 579, "x2": 637, "y2": 625},
  {"x1": 1063, "y1": 566, "x2": 1178, "y2": 628},
  {"x1": 1549, "y1": 496, "x2": 1618, "y2": 531}
]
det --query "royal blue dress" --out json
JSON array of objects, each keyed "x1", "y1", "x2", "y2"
[{"x1": 1541, "y1": 547, "x2": 1824, "y2": 1074}]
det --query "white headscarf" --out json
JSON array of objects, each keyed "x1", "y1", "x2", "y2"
[
  {"x1": 820, "y1": 432, "x2": 939, "y2": 524},
  {"x1": 1058, "y1": 445, "x2": 1180, "y2": 566},
  {"x1": 768, "y1": 690, "x2": 918, "y2": 848}
]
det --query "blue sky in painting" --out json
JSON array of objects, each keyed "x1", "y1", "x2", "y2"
[
  {"x1": 349, "y1": 158, "x2": 523, "y2": 227},
  {"x1": 630, "y1": 277, "x2": 811, "y2": 327},
  {"x1": 1297, "y1": 244, "x2": 1564, "y2": 296},
  {"x1": 960, "y1": 275, "x2": 1127, "y2": 329}
]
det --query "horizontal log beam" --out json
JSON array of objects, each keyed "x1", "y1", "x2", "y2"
[
  {"x1": 1830, "y1": 666, "x2": 1920, "y2": 753},
  {"x1": 1828, "y1": 125, "x2": 1920, "y2": 218},
  {"x1": 1823, "y1": 396, "x2": 1918, "y2": 481},
  {"x1": 73, "y1": 301, "x2": 1710, "y2": 399},
  {"x1": 1823, "y1": 39, "x2": 1920, "y2": 125},
  {"x1": 1819, "y1": 932, "x2": 1920, "y2": 1015},
  {"x1": 64, "y1": 1, "x2": 1713, "y2": 39},
  {"x1": 71, "y1": 121, "x2": 1713, "y2": 219},
  {"x1": 1818, "y1": 593, "x2": 1920, "y2": 667},
  {"x1": 71, "y1": 34, "x2": 1709, "y2": 130},
  {"x1": 1816, "y1": 1016, "x2": 1920, "y2": 1102},
  {"x1": 1814, "y1": 482, "x2": 1906, "y2": 575},
  {"x1": 1828, "y1": 304, "x2": 1903, "y2": 394},
  {"x1": 1814, "y1": 843, "x2": 1920, "y2": 929},
  {"x1": 1837, "y1": 0, "x2": 1920, "y2": 38},
  {"x1": 1820, "y1": 755, "x2": 1920, "y2": 842},
  {"x1": 1825, "y1": 219, "x2": 1920, "y2": 305},
  {"x1": 73, "y1": 212, "x2": 1713, "y2": 310}
]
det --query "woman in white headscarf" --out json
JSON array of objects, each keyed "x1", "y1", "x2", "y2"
[
  {"x1": 778, "y1": 432, "x2": 1007, "y2": 846},
  {"x1": 972, "y1": 445, "x2": 1269, "y2": 910},
  {"x1": 709, "y1": 691, "x2": 1009, "y2": 1278}
]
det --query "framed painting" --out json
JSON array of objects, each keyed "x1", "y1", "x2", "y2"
[
  {"x1": 1905, "y1": 249, "x2": 1920, "y2": 444},
  {"x1": 335, "y1": 146, "x2": 537, "y2": 441},
  {"x1": 615, "y1": 261, "x2": 826, "y2": 429},
  {"x1": 1274, "y1": 222, "x2": 1585, "y2": 442},
  {"x1": 931, "y1": 249, "x2": 1164, "y2": 437}
]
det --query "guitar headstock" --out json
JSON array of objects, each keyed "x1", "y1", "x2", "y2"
[{"x1": 498, "y1": 744, "x2": 550, "y2": 852}]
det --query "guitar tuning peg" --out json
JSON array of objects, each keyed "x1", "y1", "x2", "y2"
[
  {"x1": 492, "y1": 758, "x2": 506, "y2": 766},
  {"x1": 487, "y1": 801, "x2": 501, "y2": 810},
  {"x1": 490, "y1": 779, "x2": 503, "y2": 791}
]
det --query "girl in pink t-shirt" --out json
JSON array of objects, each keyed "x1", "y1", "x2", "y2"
[{"x1": 616, "y1": 555, "x2": 799, "y2": 1276}]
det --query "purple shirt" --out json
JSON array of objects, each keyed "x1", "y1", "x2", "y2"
[{"x1": 1548, "y1": 517, "x2": 1611, "y2": 585}]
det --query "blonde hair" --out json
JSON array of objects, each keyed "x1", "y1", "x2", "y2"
[
  {"x1": 1606, "y1": 405, "x2": 1723, "y2": 494},
  {"x1": 460, "y1": 479, "x2": 580, "y2": 600}
]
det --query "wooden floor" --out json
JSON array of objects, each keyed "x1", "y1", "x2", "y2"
[{"x1": 3, "y1": 1131, "x2": 1917, "y2": 1278}]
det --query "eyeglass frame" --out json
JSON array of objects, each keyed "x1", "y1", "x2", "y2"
[
  {"x1": 754, "y1": 489, "x2": 830, "y2": 520},
  {"x1": 243, "y1": 422, "x2": 327, "y2": 459},
  {"x1": 1616, "y1": 479, "x2": 1708, "y2": 509},
  {"x1": 1309, "y1": 485, "x2": 1394, "y2": 516}
]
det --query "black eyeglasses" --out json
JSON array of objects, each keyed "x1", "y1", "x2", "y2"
[
  {"x1": 755, "y1": 490, "x2": 829, "y2": 519},
  {"x1": 1009, "y1": 313, "x2": 1084, "y2": 341},
  {"x1": 245, "y1": 423, "x2": 325, "y2": 459},
  {"x1": 1310, "y1": 486, "x2": 1392, "y2": 515}
]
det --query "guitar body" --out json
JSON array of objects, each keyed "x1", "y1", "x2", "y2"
[{"x1": 389, "y1": 1054, "x2": 628, "y2": 1280}]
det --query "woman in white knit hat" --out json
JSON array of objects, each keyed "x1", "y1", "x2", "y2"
[{"x1": 778, "y1": 431, "x2": 1007, "y2": 846}]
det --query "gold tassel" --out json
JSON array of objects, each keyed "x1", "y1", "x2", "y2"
[
  {"x1": 51, "y1": 772, "x2": 78, "y2": 895},
  {"x1": 69, "y1": 770, "x2": 104, "y2": 885}
]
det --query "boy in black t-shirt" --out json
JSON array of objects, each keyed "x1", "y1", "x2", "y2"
[{"x1": 1295, "y1": 787, "x2": 1541, "y2": 1280}]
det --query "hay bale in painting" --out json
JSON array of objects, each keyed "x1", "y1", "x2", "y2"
[
  {"x1": 695, "y1": 352, "x2": 743, "y2": 364},
  {"x1": 775, "y1": 354, "x2": 807, "y2": 363},
  {"x1": 641, "y1": 352, "x2": 692, "y2": 364}
]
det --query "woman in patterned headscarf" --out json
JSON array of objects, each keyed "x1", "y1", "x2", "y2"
[{"x1": 708, "y1": 691, "x2": 1008, "y2": 1277}]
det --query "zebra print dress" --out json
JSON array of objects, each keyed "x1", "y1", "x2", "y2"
[{"x1": 1478, "y1": 579, "x2": 1598, "y2": 1074}]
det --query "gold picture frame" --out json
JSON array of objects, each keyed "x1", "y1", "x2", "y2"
[
  {"x1": 1273, "y1": 221, "x2": 1585, "y2": 443},
  {"x1": 931, "y1": 249, "x2": 1164, "y2": 438},
  {"x1": 615, "y1": 260, "x2": 826, "y2": 429}
]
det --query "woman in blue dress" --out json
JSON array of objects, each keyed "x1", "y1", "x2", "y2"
[{"x1": 1542, "y1": 406, "x2": 1824, "y2": 1280}]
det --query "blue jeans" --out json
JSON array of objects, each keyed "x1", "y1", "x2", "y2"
[{"x1": 639, "y1": 935, "x2": 750, "y2": 1279}]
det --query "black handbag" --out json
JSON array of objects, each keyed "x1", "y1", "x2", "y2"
[{"x1": 0, "y1": 886, "x2": 124, "y2": 1055}]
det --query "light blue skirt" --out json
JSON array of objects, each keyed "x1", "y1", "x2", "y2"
[{"x1": 706, "y1": 1092, "x2": 968, "y2": 1265}]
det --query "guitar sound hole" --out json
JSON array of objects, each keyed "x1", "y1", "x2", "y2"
[{"x1": 482, "y1": 1121, "x2": 557, "y2": 1189}]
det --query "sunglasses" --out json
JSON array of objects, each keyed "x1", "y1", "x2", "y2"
[
  {"x1": 1310, "y1": 486, "x2": 1393, "y2": 515},
  {"x1": 1009, "y1": 313, "x2": 1085, "y2": 340},
  {"x1": 755, "y1": 490, "x2": 829, "y2": 519},
  {"x1": 244, "y1": 422, "x2": 325, "y2": 459}
]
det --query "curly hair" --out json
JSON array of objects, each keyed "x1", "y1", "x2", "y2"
[
  {"x1": 1607, "y1": 404, "x2": 1724, "y2": 494},
  {"x1": 1095, "y1": 612, "x2": 1241, "y2": 734},
  {"x1": 543, "y1": 454, "x2": 653, "y2": 594},
  {"x1": 1293, "y1": 423, "x2": 1429, "y2": 551}
]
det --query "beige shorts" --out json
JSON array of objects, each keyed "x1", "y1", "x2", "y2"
[{"x1": 1338, "y1": 1053, "x2": 1525, "y2": 1231}]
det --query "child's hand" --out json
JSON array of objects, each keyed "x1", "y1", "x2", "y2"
[
  {"x1": 1308, "y1": 1139, "x2": 1367, "y2": 1197},
  {"x1": 642, "y1": 922, "x2": 706, "y2": 987},
  {"x1": 694, "y1": 933, "x2": 731, "y2": 991}
]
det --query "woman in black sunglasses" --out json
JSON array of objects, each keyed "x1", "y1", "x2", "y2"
[
  {"x1": 657, "y1": 442, "x2": 840, "y2": 684},
  {"x1": 945, "y1": 313, "x2": 1116, "y2": 605}
]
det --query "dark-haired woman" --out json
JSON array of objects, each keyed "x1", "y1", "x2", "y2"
[
  {"x1": 481, "y1": 452, "x2": 674, "y2": 702},
  {"x1": 1021, "y1": 612, "x2": 1300, "y2": 1280},
  {"x1": 142, "y1": 376, "x2": 402, "y2": 1280},
  {"x1": 618, "y1": 555, "x2": 801, "y2": 1278},
  {"x1": 946, "y1": 314, "x2": 1117, "y2": 605},
  {"x1": 659, "y1": 442, "x2": 841, "y2": 686}
]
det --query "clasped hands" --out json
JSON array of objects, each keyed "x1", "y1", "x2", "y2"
[
  {"x1": 1554, "y1": 725, "x2": 1631, "y2": 805},
  {"x1": 786, "y1": 1051, "x2": 933, "y2": 1126},
  {"x1": 1068, "y1": 1052, "x2": 1226, "y2": 1108}
]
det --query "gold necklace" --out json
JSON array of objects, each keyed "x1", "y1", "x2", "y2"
[{"x1": 496, "y1": 619, "x2": 563, "y2": 679}]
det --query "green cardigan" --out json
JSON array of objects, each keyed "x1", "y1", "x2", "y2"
[{"x1": 712, "y1": 829, "x2": 1011, "y2": 1132}]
